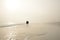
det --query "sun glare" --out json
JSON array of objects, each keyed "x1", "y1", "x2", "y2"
[{"x1": 5, "y1": 0, "x2": 19, "y2": 10}]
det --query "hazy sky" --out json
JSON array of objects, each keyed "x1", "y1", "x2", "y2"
[{"x1": 0, "y1": 0, "x2": 60, "y2": 25}]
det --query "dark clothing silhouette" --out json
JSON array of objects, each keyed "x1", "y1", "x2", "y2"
[{"x1": 26, "y1": 21, "x2": 29, "y2": 24}]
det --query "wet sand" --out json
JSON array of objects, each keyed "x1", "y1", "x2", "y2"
[{"x1": 0, "y1": 23, "x2": 59, "y2": 40}]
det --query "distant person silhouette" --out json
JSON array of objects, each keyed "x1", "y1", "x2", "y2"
[{"x1": 26, "y1": 21, "x2": 29, "y2": 24}]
